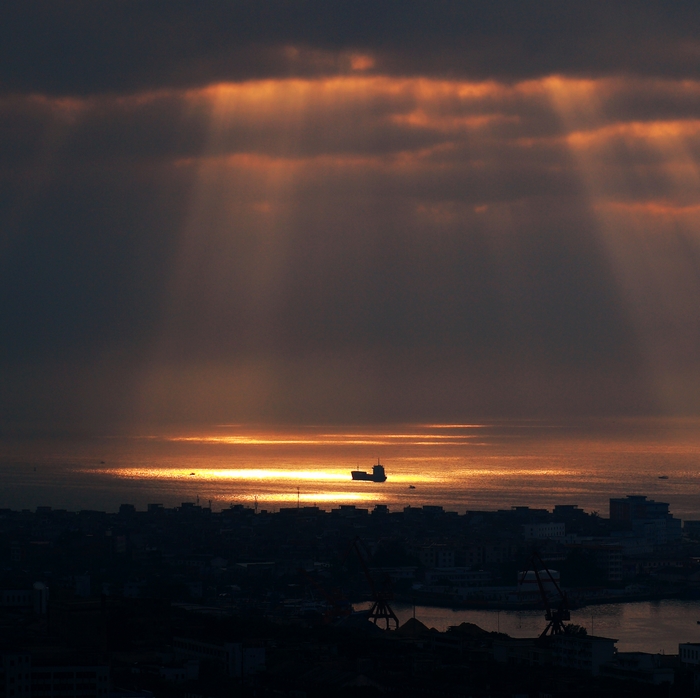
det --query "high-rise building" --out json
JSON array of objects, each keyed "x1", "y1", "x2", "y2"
[{"x1": 609, "y1": 495, "x2": 681, "y2": 544}]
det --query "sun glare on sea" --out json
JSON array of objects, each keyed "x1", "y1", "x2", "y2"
[
  {"x1": 166, "y1": 428, "x2": 483, "y2": 446},
  {"x1": 99, "y1": 467, "x2": 432, "y2": 485},
  {"x1": 112, "y1": 468, "x2": 347, "y2": 481}
]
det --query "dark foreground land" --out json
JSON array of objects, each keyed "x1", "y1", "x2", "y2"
[
  {"x1": 3, "y1": 497, "x2": 700, "y2": 610},
  {"x1": 1, "y1": 595, "x2": 697, "y2": 697},
  {"x1": 2, "y1": 499, "x2": 700, "y2": 695}
]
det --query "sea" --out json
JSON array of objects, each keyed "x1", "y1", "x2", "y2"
[
  {"x1": 1, "y1": 418, "x2": 699, "y2": 518},
  {"x1": 3, "y1": 417, "x2": 700, "y2": 653}
]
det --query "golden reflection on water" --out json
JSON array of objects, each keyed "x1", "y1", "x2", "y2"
[
  {"x1": 169, "y1": 432, "x2": 479, "y2": 446},
  {"x1": 320, "y1": 433, "x2": 477, "y2": 439},
  {"x1": 57, "y1": 419, "x2": 700, "y2": 515},
  {"x1": 242, "y1": 492, "x2": 382, "y2": 504},
  {"x1": 452, "y1": 468, "x2": 573, "y2": 477},
  {"x1": 104, "y1": 467, "x2": 433, "y2": 484},
  {"x1": 420, "y1": 423, "x2": 490, "y2": 429}
]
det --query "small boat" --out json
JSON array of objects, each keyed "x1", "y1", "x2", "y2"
[
  {"x1": 408, "y1": 485, "x2": 416, "y2": 489},
  {"x1": 658, "y1": 475, "x2": 669, "y2": 480},
  {"x1": 351, "y1": 460, "x2": 387, "y2": 482},
  {"x1": 190, "y1": 472, "x2": 196, "y2": 476}
]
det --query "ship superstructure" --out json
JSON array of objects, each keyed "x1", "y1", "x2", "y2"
[{"x1": 351, "y1": 460, "x2": 387, "y2": 482}]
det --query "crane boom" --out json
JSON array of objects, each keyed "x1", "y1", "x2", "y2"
[
  {"x1": 348, "y1": 537, "x2": 399, "y2": 630},
  {"x1": 520, "y1": 552, "x2": 570, "y2": 638}
]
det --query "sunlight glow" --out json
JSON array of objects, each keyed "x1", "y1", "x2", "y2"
[
  {"x1": 594, "y1": 201, "x2": 700, "y2": 218},
  {"x1": 127, "y1": 72, "x2": 700, "y2": 421},
  {"x1": 198, "y1": 76, "x2": 509, "y2": 108},
  {"x1": 168, "y1": 432, "x2": 479, "y2": 445},
  {"x1": 542, "y1": 75, "x2": 700, "y2": 416},
  {"x1": 238, "y1": 492, "x2": 381, "y2": 503},
  {"x1": 419, "y1": 423, "x2": 490, "y2": 429},
  {"x1": 566, "y1": 120, "x2": 700, "y2": 148},
  {"x1": 94, "y1": 467, "x2": 436, "y2": 484},
  {"x1": 112, "y1": 468, "x2": 348, "y2": 481}
]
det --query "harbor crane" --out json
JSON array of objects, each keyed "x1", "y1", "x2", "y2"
[
  {"x1": 347, "y1": 537, "x2": 400, "y2": 630},
  {"x1": 520, "y1": 552, "x2": 571, "y2": 638}
]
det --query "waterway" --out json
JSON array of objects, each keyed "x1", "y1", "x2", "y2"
[{"x1": 356, "y1": 599, "x2": 700, "y2": 654}]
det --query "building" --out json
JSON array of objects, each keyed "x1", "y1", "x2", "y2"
[
  {"x1": 368, "y1": 566, "x2": 418, "y2": 582},
  {"x1": 564, "y1": 542, "x2": 623, "y2": 582},
  {"x1": 0, "y1": 653, "x2": 31, "y2": 698},
  {"x1": 423, "y1": 568, "x2": 491, "y2": 587},
  {"x1": 417, "y1": 545, "x2": 455, "y2": 569},
  {"x1": 522, "y1": 522, "x2": 565, "y2": 541},
  {"x1": 31, "y1": 664, "x2": 109, "y2": 698},
  {"x1": 551, "y1": 635, "x2": 617, "y2": 676},
  {"x1": 600, "y1": 652, "x2": 675, "y2": 685},
  {"x1": 679, "y1": 642, "x2": 700, "y2": 666},
  {"x1": 0, "y1": 583, "x2": 48, "y2": 614},
  {"x1": 493, "y1": 638, "x2": 552, "y2": 667},
  {"x1": 173, "y1": 637, "x2": 265, "y2": 678},
  {"x1": 610, "y1": 495, "x2": 669, "y2": 521},
  {"x1": 0, "y1": 653, "x2": 108, "y2": 698},
  {"x1": 609, "y1": 495, "x2": 681, "y2": 544},
  {"x1": 680, "y1": 643, "x2": 700, "y2": 694},
  {"x1": 173, "y1": 638, "x2": 241, "y2": 677},
  {"x1": 0, "y1": 590, "x2": 33, "y2": 609}
]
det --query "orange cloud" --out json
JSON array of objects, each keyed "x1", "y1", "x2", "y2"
[
  {"x1": 566, "y1": 119, "x2": 700, "y2": 148},
  {"x1": 595, "y1": 200, "x2": 700, "y2": 218},
  {"x1": 349, "y1": 54, "x2": 375, "y2": 72}
]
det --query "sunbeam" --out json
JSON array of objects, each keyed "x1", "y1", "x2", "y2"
[{"x1": 546, "y1": 76, "x2": 700, "y2": 414}]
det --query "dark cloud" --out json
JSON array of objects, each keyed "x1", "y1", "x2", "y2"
[
  {"x1": 0, "y1": 157, "x2": 192, "y2": 360},
  {"x1": 2, "y1": 1, "x2": 700, "y2": 97},
  {"x1": 2, "y1": 9, "x2": 700, "y2": 431}
]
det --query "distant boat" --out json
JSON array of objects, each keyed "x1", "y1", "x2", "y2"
[
  {"x1": 408, "y1": 485, "x2": 416, "y2": 489},
  {"x1": 658, "y1": 475, "x2": 669, "y2": 480},
  {"x1": 351, "y1": 460, "x2": 387, "y2": 482}
]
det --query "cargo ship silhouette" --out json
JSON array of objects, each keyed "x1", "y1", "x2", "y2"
[{"x1": 351, "y1": 460, "x2": 387, "y2": 482}]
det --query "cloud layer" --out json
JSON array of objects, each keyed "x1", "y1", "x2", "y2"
[
  {"x1": 2, "y1": 5, "x2": 700, "y2": 431},
  {"x1": 4, "y1": 1, "x2": 700, "y2": 95}
]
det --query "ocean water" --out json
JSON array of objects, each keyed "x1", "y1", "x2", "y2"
[{"x1": 1, "y1": 418, "x2": 700, "y2": 519}]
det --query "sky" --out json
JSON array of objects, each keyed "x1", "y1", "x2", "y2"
[{"x1": 2, "y1": 1, "x2": 700, "y2": 433}]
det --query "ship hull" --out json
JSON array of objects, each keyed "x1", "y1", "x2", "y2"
[{"x1": 351, "y1": 470, "x2": 387, "y2": 482}]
